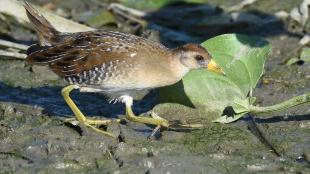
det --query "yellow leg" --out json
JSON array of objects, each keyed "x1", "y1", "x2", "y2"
[
  {"x1": 120, "y1": 95, "x2": 169, "y2": 137},
  {"x1": 126, "y1": 105, "x2": 169, "y2": 127},
  {"x1": 61, "y1": 85, "x2": 119, "y2": 138}
]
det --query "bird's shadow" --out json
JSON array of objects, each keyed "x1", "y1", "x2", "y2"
[
  {"x1": 1, "y1": 81, "x2": 309, "y2": 124},
  {"x1": 0, "y1": 82, "x2": 156, "y2": 119}
]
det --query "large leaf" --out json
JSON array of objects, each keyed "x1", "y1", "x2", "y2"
[
  {"x1": 158, "y1": 34, "x2": 271, "y2": 122},
  {"x1": 203, "y1": 34, "x2": 270, "y2": 96}
]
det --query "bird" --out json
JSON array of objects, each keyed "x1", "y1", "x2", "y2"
[{"x1": 24, "y1": 1, "x2": 222, "y2": 138}]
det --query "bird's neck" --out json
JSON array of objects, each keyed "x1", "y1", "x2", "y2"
[{"x1": 168, "y1": 52, "x2": 190, "y2": 80}]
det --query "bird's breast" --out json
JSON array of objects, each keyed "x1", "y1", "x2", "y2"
[{"x1": 65, "y1": 55, "x2": 181, "y2": 91}]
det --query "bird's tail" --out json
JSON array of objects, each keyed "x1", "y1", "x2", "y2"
[{"x1": 24, "y1": 1, "x2": 60, "y2": 46}]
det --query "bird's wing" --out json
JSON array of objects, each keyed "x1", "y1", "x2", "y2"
[{"x1": 26, "y1": 31, "x2": 150, "y2": 77}]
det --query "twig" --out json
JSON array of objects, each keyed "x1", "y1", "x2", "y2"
[
  {"x1": 0, "y1": 39, "x2": 28, "y2": 50},
  {"x1": 0, "y1": 50, "x2": 27, "y2": 60},
  {"x1": 0, "y1": 0, "x2": 93, "y2": 32},
  {"x1": 108, "y1": 3, "x2": 146, "y2": 18},
  {"x1": 227, "y1": 0, "x2": 258, "y2": 12},
  {"x1": 109, "y1": 3, "x2": 196, "y2": 43},
  {"x1": 109, "y1": 4, "x2": 147, "y2": 27}
]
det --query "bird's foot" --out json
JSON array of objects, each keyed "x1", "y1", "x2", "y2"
[
  {"x1": 64, "y1": 117, "x2": 120, "y2": 138},
  {"x1": 64, "y1": 117, "x2": 121, "y2": 126},
  {"x1": 149, "y1": 111, "x2": 169, "y2": 128},
  {"x1": 126, "y1": 111, "x2": 169, "y2": 128},
  {"x1": 120, "y1": 95, "x2": 169, "y2": 138},
  {"x1": 126, "y1": 110, "x2": 169, "y2": 139},
  {"x1": 62, "y1": 85, "x2": 119, "y2": 138}
]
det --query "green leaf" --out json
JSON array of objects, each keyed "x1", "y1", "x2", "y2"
[
  {"x1": 213, "y1": 97, "x2": 252, "y2": 123},
  {"x1": 202, "y1": 34, "x2": 270, "y2": 96},
  {"x1": 158, "y1": 34, "x2": 271, "y2": 122}
]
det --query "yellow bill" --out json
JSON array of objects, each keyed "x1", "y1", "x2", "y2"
[{"x1": 207, "y1": 59, "x2": 224, "y2": 74}]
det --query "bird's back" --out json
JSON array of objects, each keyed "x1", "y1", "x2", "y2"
[{"x1": 27, "y1": 30, "x2": 167, "y2": 76}]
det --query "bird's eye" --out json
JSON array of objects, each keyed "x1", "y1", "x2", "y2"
[{"x1": 195, "y1": 55, "x2": 204, "y2": 61}]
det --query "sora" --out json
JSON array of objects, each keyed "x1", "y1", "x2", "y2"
[{"x1": 24, "y1": 2, "x2": 222, "y2": 138}]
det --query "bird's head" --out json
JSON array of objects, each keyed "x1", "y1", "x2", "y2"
[{"x1": 172, "y1": 43, "x2": 223, "y2": 74}]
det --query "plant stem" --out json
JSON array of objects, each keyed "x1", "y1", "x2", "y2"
[{"x1": 250, "y1": 92, "x2": 310, "y2": 114}]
